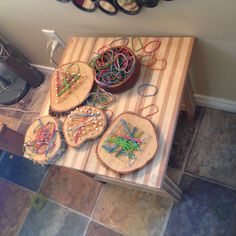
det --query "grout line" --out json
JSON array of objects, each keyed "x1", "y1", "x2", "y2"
[
  {"x1": 16, "y1": 203, "x2": 32, "y2": 236},
  {"x1": 90, "y1": 183, "x2": 104, "y2": 219},
  {"x1": 37, "y1": 166, "x2": 50, "y2": 192},
  {"x1": 81, "y1": 183, "x2": 126, "y2": 236},
  {"x1": 82, "y1": 184, "x2": 105, "y2": 236},
  {"x1": 0, "y1": 150, "x2": 7, "y2": 159},
  {"x1": 46, "y1": 198, "x2": 90, "y2": 220},
  {"x1": 0, "y1": 176, "x2": 35, "y2": 194},
  {"x1": 0, "y1": 176, "x2": 35, "y2": 236},
  {"x1": 0, "y1": 160, "x2": 123, "y2": 235},
  {"x1": 39, "y1": 185, "x2": 125, "y2": 236},
  {"x1": 92, "y1": 219, "x2": 127, "y2": 236},
  {"x1": 183, "y1": 172, "x2": 236, "y2": 191},
  {"x1": 17, "y1": 197, "x2": 91, "y2": 236},
  {"x1": 90, "y1": 184, "x2": 127, "y2": 236}
]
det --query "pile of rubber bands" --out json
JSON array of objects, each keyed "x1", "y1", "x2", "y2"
[
  {"x1": 102, "y1": 119, "x2": 145, "y2": 163},
  {"x1": 90, "y1": 46, "x2": 136, "y2": 87},
  {"x1": 85, "y1": 86, "x2": 115, "y2": 110},
  {"x1": 24, "y1": 120, "x2": 57, "y2": 158}
]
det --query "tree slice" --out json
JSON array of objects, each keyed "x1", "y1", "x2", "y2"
[
  {"x1": 63, "y1": 106, "x2": 107, "y2": 148},
  {"x1": 24, "y1": 116, "x2": 66, "y2": 165},
  {"x1": 96, "y1": 112, "x2": 158, "y2": 174},
  {"x1": 50, "y1": 61, "x2": 94, "y2": 113}
]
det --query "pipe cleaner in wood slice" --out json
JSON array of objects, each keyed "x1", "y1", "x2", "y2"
[
  {"x1": 50, "y1": 61, "x2": 94, "y2": 115},
  {"x1": 63, "y1": 105, "x2": 107, "y2": 148},
  {"x1": 96, "y1": 105, "x2": 159, "y2": 174},
  {"x1": 24, "y1": 116, "x2": 67, "y2": 165}
]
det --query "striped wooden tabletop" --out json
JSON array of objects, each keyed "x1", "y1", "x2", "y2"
[{"x1": 40, "y1": 36, "x2": 195, "y2": 189}]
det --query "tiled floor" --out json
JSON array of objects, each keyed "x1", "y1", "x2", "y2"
[
  {"x1": 0, "y1": 76, "x2": 50, "y2": 135},
  {"x1": 165, "y1": 175, "x2": 236, "y2": 236},
  {"x1": 94, "y1": 184, "x2": 172, "y2": 236},
  {"x1": 20, "y1": 201, "x2": 88, "y2": 236},
  {"x1": 186, "y1": 108, "x2": 236, "y2": 189},
  {"x1": 0, "y1": 82, "x2": 236, "y2": 236},
  {"x1": 0, "y1": 152, "x2": 48, "y2": 191}
]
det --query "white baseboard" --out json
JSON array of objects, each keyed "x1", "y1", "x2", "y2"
[
  {"x1": 31, "y1": 64, "x2": 236, "y2": 113},
  {"x1": 194, "y1": 94, "x2": 236, "y2": 113},
  {"x1": 30, "y1": 63, "x2": 54, "y2": 77}
]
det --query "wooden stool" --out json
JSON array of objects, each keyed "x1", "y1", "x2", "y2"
[{"x1": 0, "y1": 121, "x2": 24, "y2": 156}]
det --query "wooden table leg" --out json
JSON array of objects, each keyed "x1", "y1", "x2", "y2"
[
  {"x1": 162, "y1": 175, "x2": 183, "y2": 203},
  {"x1": 0, "y1": 121, "x2": 24, "y2": 156},
  {"x1": 183, "y1": 75, "x2": 196, "y2": 120}
]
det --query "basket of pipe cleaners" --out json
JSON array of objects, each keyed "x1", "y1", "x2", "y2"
[
  {"x1": 90, "y1": 46, "x2": 141, "y2": 93},
  {"x1": 23, "y1": 116, "x2": 67, "y2": 165}
]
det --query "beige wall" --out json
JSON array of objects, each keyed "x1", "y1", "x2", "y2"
[{"x1": 0, "y1": 0, "x2": 236, "y2": 100}]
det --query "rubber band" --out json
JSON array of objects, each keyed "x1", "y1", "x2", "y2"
[
  {"x1": 138, "y1": 84, "x2": 158, "y2": 97},
  {"x1": 151, "y1": 58, "x2": 167, "y2": 71},
  {"x1": 66, "y1": 63, "x2": 80, "y2": 76},
  {"x1": 85, "y1": 86, "x2": 115, "y2": 109},
  {"x1": 105, "y1": 109, "x2": 113, "y2": 123},
  {"x1": 131, "y1": 37, "x2": 144, "y2": 52},
  {"x1": 138, "y1": 54, "x2": 156, "y2": 67},
  {"x1": 98, "y1": 45, "x2": 110, "y2": 54},
  {"x1": 54, "y1": 62, "x2": 82, "y2": 100},
  {"x1": 143, "y1": 39, "x2": 161, "y2": 54},
  {"x1": 110, "y1": 38, "x2": 129, "y2": 47},
  {"x1": 138, "y1": 104, "x2": 159, "y2": 118}
]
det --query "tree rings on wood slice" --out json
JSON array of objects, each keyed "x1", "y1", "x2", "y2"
[
  {"x1": 96, "y1": 112, "x2": 158, "y2": 174},
  {"x1": 24, "y1": 116, "x2": 67, "y2": 165},
  {"x1": 63, "y1": 106, "x2": 107, "y2": 148},
  {"x1": 50, "y1": 61, "x2": 94, "y2": 113}
]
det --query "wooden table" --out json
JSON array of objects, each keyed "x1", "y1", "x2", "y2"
[{"x1": 40, "y1": 36, "x2": 196, "y2": 202}]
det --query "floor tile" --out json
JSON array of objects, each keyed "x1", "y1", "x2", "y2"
[
  {"x1": 0, "y1": 108, "x2": 23, "y2": 120},
  {"x1": 0, "y1": 113, "x2": 22, "y2": 130},
  {"x1": 0, "y1": 179, "x2": 32, "y2": 236},
  {"x1": 86, "y1": 221, "x2": 124, "y2": 236},
  {"x1": 165, "y1": 175, "x2": 236, "y2": 236},
  {"x1": 29, "y1": 79, "x2": 50, "y2": 112},
  {"x1": 186, "y1": 135, "x2": 236, "y2": 189},
  {"x1": 94, "y1": 184, "x2": 172, "y2": 236},
  {"x1": 0, "y1": 151, "x2": 48, "y2": 191},
  {"x1": 198, "y1": 108, "x2": 236, "y2": 146},
  {"x1": 22, "y1": 112, "x2": 40, "y2": 124},
  {"x1": 41, "y1": 166, "x2": 103, "y2": 216},
  {"x1": 4, "y1": 76, "x2": 48, "y2": 112},
  {"x1": 0, "y1": 77, "x2": 49, "y2": 131},
  {"x1": 20, "y1": 200, "x2": 88, "y2": 236},
  {"x1": 168, "y1": 107, "x2": 204, "y2": 169},
  {"x1": 9, "y1": 86, "x2": 37, "y2": 111},
  {"x1": 17, "y1": 121, "x2": 30, "y2": 135}
]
